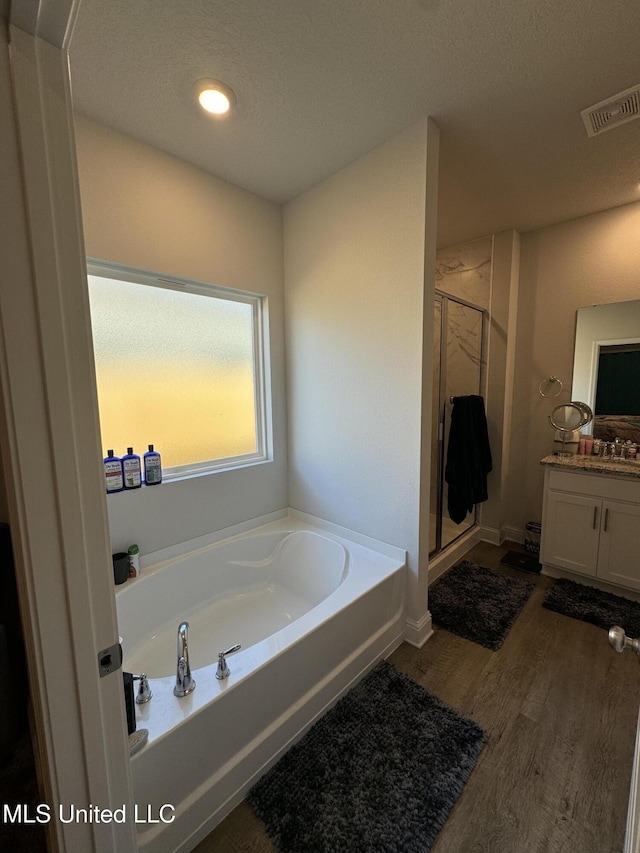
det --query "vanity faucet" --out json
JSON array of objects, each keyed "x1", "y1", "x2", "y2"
[{"x1": 174, "y1": 621, "x2": 196, "y2": 697}]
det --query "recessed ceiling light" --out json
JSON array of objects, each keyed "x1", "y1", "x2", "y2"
[{"x1": 193, "y1": 79, "x2": 236, "y2": 116}]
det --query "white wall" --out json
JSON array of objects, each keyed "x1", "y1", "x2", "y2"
[
  {"x1": 506, "y1": 201, "x2": 640, "y2": 536},
  {"x1": 283, "y1": 118, "x2": 438, "y2": 632},
  {"x1": 74, "y1": 117, "x2": 288, "y2": 554}
]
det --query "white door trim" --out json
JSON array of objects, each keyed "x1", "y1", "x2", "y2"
[{"x1": 2, "y1": 6, "x2": 136, "y2": 852}]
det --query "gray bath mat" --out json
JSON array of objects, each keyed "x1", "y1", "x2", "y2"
[
  {"x1": 248, "y1": 660, "x2": 485, "y2": 853},
  {"x1": 543, "y1": 577, "x2": 640, "y2": 635},
  {"x1": 429, "y1": 560, "x2": 535, "y2": 650}
]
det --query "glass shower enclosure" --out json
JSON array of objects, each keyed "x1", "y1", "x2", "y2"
[{"x1": 429, "y1": 290, "x2": 486, "y2": 557}]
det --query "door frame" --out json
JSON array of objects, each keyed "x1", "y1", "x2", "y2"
[
  {"x1": 626, "y1": 700, "x2": 640, "y2": 853},
  {"x1": 1, "y1": 2, "x2": 136, "y2": 850}
]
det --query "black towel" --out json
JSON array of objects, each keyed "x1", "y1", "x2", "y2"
[{"x1": 445, "y1": 395, "x2": 492, "y2": 524}]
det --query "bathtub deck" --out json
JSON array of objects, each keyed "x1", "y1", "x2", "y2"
[{"x1": 195, "y1": 540, "x2": 640, "y2": 853}]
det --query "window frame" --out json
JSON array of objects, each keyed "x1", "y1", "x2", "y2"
[{"x1": 86, "y1": 258, "x2": 272, "y2": 481}]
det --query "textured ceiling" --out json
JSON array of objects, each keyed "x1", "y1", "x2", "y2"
[{"x1": 69, "y1": 0, "x2": 640, "y2": 247}]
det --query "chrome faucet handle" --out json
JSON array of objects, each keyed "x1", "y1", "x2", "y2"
[
  {"x1": 216, "y1": 644, "x2": 241, "y2": 680},
  {"x1": 609, "y1": 626, "x2": 640, "y2": 656},
  {"x1": 174, "y1": 621, "x2": 196, "y2": 697},
  {"x1": 133, "y1": 672, "x2": 152, "y2": 704}
]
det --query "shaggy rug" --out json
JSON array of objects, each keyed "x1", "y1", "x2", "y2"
[
  {"x1": 543, "y1": 577, "x2": 640, "y2": 635},
  {"x1": 429, "y1": 560, "x2": 535, "y2": 650},
  {"x1": 248, "y1": 661, "x2": 486, "y2": 853}
]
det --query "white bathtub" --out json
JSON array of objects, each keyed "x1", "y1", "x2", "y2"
[{"x1": 115, "y1": 511, "x2": 406, "y2": 853}]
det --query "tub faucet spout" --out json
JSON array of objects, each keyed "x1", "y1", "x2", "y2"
[{"x1": 173, "y1": 621, "x2": 196, "y2": 697}]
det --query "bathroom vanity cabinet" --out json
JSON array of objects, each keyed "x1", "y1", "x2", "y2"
[{"x1": 541, "y1": 464, "x2": 640, "y2": 592}]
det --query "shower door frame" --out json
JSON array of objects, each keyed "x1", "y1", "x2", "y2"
[{"x1": 430, "y1": 289, "x2": 488, "y2": 558}]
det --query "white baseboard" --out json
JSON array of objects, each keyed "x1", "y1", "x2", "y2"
[
  {"x1": 500, "y1": 524, "x2": 525, "y2": 545},
  {"x1": 404, "y1": 611, "x2": 433, "y2": 648},
  {"x1": 478, "y1": 525, "x2": 501, "y2": 545}
]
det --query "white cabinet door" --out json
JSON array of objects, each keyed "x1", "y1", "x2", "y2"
[
  {"x1": 542, "y1": 490, "x2": 600, "y2": 576},
  {"x1": 597, "y1": 500, "x2": 640, "y2": 591}
]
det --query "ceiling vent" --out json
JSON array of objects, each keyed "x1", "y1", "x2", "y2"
[{"x1": 581, "y1": 84, "x2": 640, "y2": 137}]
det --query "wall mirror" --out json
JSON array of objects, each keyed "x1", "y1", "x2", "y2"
[{"x1": 572, "y1": 300, "x2": 640, "y2": 443}]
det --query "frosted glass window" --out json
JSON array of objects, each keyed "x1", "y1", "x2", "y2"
[{"x1": 87, "y1": 264, "x2": 267, "y2": 477}]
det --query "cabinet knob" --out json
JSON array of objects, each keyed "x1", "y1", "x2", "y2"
[{"x1": 609, "y1": 625, "x2": 640, "y2": 656}]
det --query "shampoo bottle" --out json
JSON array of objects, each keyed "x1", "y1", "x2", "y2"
[
  {"x1": 104, "y1": 449, "x2": 124, "y2": 494},
  {"x1": 143, "y1": 444, "x2": 162, "y2": 485},
  {"x1": 122, "y1": 447, "x2": 142, "y2": 490}
]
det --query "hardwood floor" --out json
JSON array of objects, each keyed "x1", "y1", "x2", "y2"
[{"x1": 195, "y1": 541, "x2": 640, "y2": 852}]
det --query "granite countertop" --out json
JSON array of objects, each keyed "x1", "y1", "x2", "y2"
[{"x1": 540, "y1": 453, "x2": 640, "y2": 480}]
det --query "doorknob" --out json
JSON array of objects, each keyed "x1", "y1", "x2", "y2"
[{"x1": 609, "y1": 625, "x2": 640, "y2": 656}]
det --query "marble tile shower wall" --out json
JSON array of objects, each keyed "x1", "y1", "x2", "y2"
[
  {"x1": 436, "y1": 236, "x2": 492, "y2": 396},
  {"x1": 431, "y1": 237, "x2": 493, "y2": 515},
  {"x1": 436, "y1": 237, "x2": 493, "y2": 310}
]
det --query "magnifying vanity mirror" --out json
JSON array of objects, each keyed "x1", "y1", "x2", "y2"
[{"x1": 549, "y1": 401, "x2": 593, "y2": 456}]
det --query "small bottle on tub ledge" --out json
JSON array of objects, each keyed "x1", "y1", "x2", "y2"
[
  {"x1": 143, "y1": 444, "x2": 162, "y2": 485},
  {"x1": 104, "y1": 449, "x2": 124, "y2": 494},
  {"x1": 122, "y1": 447, "x2": 142, "y2": 489},
  {"x1": 128, "y1": 544, "x2": 140, "y2": 578}
]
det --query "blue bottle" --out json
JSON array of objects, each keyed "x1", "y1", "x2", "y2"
[
  {"x1": 103, "y1": 449, "x2": 124, "y2": 494},
  {"x1": 143, "y1": 444, "x2": 162, "y2": 485},
  {"x1": 122, "y1": 447, "x2": 142, "y2": 490}
]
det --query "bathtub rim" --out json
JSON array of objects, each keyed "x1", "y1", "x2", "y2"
[{"x1": 116, "y1": 507, "x2": 406, "y2": 579}]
